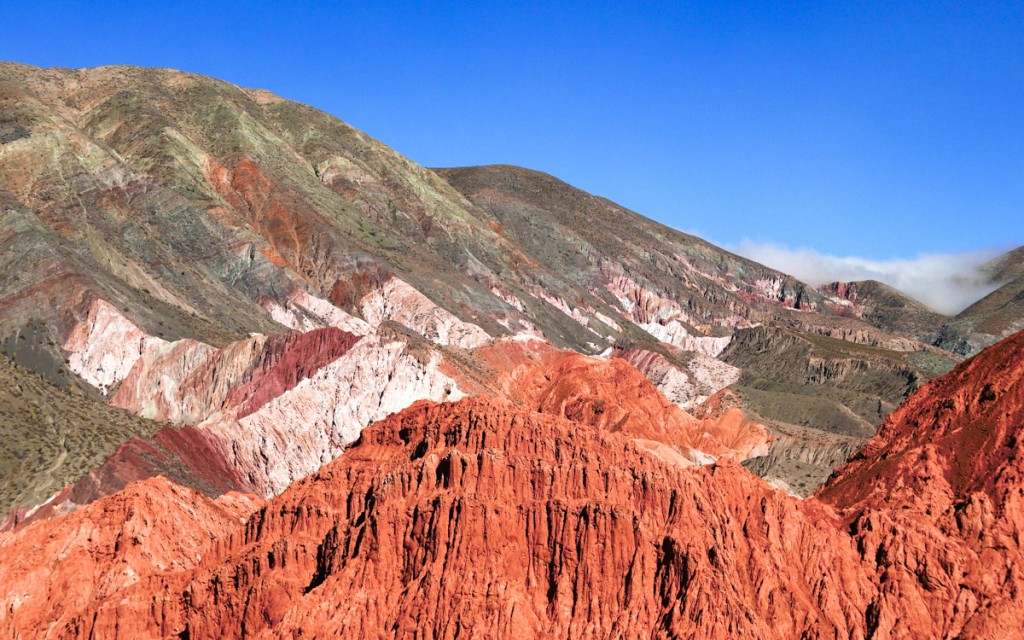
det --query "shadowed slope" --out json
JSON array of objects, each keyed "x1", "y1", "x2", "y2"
[{"x1": 820, "y1": 279, "x2": 949, "y2": 342}]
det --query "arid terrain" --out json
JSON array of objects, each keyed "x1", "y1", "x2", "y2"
[{"x1": 1, "y1": 62, "x2": 1022, "y2": 638}]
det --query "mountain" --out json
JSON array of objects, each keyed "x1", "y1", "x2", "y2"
[
  {"x1": 987, "y1": 245, "x2": 1024, "y2": 282},
  {"x1": 0, "y1": 62, "x2": 970, "y2": 514},
  {"x1": 2, "y1": 60, "x2": 1022, "y2": 636},
  {"x1": 934, "y1": 246, "x2": 1024, "y2": 355},
  {"x1": 435, "y1": 165, "x2": 965, "y2": 492},
  {"x1": 1, "y1": 328, "x2": 1022, "y2": 638},
  {"x1": 819, "y1": 279, "x2": 949, "y2": 341},
  {"x1": 815, "y1": 248, "x2": 1024, "y2": 359}
]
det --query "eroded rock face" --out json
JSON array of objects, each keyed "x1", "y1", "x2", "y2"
[
  {"x1": 8, "y1": 287, "x2": 474, "y2": 525},
  {"x1": 615, "y1": 347, "x2": 741, "y2": 409},
  {"x1": 219, "y1": 333, "x2": 466, "y2": 495},
  {"x1": 58, "y1": 332, "x2": 466, "y2": 504},
  {"x1": 2, "y1": 330, "x2": 1022, "y2": 638},
  {"x1": 509, "y1": 352, "x2": 766, "y2": 464},
  {"x1": 0, "y1": 477, "x2": 262, "y2": 639},
  {"x1": 813, "y1": 328, "x2": 1024, "y2": 638},
  {"x1": 110, "y1": 325, "x2": 359, "y2": 425},
  {"x1": 606, "y1": 274, "x2": 734, "y2": 356},
  {"x1": 470, "y1": 337, "x2": 770, "y2": 465},
  {"x1": 358, "y1": 276, "x2": 492, "y2": 349},
  {"x1": 50, "y1": 274, "x2": 479, "y2": 500},
  {"x1": 262, "y1": 289, "x2": 372, "y2": 336},
  {"x1": 0, "y1": 400, "x2": 868, "y2": 639},
  {"x1": 63, "y1": 298, "x2": 166, "y2": 394}
]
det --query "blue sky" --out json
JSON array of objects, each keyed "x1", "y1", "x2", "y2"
[{"x1": 2, "y1": 1, "x2": 1022, "y2": 265}]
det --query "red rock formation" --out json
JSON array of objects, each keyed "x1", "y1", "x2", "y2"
[
  {"x1": 0, "y1": 477, "x2": 261, "y2": 638},
  {"x1": 812, "y1": 329, "x2": 1024, "y2": 638},
  {"x1": 690, "y1": 388, "x2": 775, "y2": 459},
  {"x1": 471, "y1": 337, "x2": 771, "y2": 464},
  {"x1": 225, "y1": 327, "x2": 360, "y2": 418},
  {"x1": 819, "y1": 327, "x2": 1024, "y2": 512},
  {"x1": 4, "y1": 328, "x2": 1022, "y2": 638},
  {"x1": 11, "y1": 399, "x2": 870, "y2": 639}
]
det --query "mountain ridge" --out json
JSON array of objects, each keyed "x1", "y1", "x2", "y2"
[
  {"x1": 1, "y1": 60, "x2": 1022, "y2": 637},
  {"x1": 1, "y1": 328, "x2": 1021, "y2": 638},
  {"x1": 0, "y1": 61, "x2": 972, "y2": 516}
]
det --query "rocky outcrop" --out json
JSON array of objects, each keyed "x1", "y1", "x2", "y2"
[
  {"x1": 15, "y1": 283, "x2": 470, "y2": 520},
  {"x1": 819, "y1": 328, "x2": 1024, "y2": 511},
  {"x1": 62, "y1": 298, "x2": 166, "y2": 394},
  {"x1": 358, "y1": 276, "x2": 492, "y2": 349},
  {"x1": 471, "y1": 337, "x2": 770, "y2": 465},
  {"x1": 111, "y1": 326, "x2": 359, "y2": 425},
  {"x1": 55, "y1": 331, "x2": 466, "y2": 506},
  {"x1": 3, "y1": 330, "x2": 1024, "y2": 638},
  {"x1": 615, "y1": 347, "x2": 741, "y2": 409},
  {"x1": 227, "y1": 328, "x2": 362, "y2": 419},
  {"x1": 218, "y1": 332, "x2": 465, "y2": 495},
  {"x1": 813, "y1": 329, "x2": 1024, "y2": 638},
  {"x1": 605, "y1": 275, "x2": 734, "y2": 356},
  {"x1": 262, "y1": 289, "x2": 371, "y2": 336},
  {"x1": 1, "y1": 400, "x2": 867, "y2": 639},
  {"x1": 0, "y1": 477, "x2": 262, "y2": 639},
  {"x1": 511, "y1": 352, "x2": 769, "y2": 464}
]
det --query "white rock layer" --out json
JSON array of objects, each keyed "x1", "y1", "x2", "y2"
[
  {"x1": 63, "y1": 299, "x2": 166, "y2": 394},
  {"x1": 203, "y1": 334, "x2": 465, "y2": 496},
  {"x1": 360, "y1": 277, "x2": 491, "y2": 349}
]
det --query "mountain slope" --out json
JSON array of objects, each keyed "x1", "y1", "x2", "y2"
[
  {"x1": 933, "y1": 246, "x2": 1024, "y2": 355},
  {"x1": 1, "y1": 329, "x2": 1022, "y2": 638},
  {"x1": 0, "y1": 62, "x2": 960, "y2": 515},
  {"x1": 0, "y1": 352, "x2": 161, "y2": 517},
  {"x1": 820, "y1": 279, "x2": 949, "y2": 341},
  {"x1": 439, "y1": 165, "x2": 960, "y2": 492}
]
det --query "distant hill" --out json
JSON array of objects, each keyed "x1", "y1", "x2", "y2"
[
  {"x1": 819, "y1": 279, "x2": 948, "y2": 341},
  {"x1": 933, "y1": 246, "x2": 1024, "y2": 355}
]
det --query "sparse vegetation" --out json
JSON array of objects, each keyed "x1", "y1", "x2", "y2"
[{"x1": 0, "y1": 353, "x2": 163, "y2": 514}]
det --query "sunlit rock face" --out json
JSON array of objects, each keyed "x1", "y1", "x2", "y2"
[
  {"x1": 358, "y1": 277, "x2": 492, "y2": 348},
  {"x1": 219, "y1": 333, "x2": 466, "y2": 496},
  {"x1": 63, "y1": 299, "x2": 167, "y2": 395},
  {"x1": 5, "y1": 62, "x2": 1017, "y2": 638},
  {"x1": 52, "y1": 329, "x2": 466, "y2": 504},
  {"x1": 615, "y1": 347, "x2": 741, "y2": 409},
  {"x1": 4, "y1": 329, "x2": 1023, "y2": 639}
]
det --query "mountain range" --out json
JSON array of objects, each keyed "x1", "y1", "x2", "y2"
[{"x1": 0, "y1": 62, "x2": 1022, "y2": 638}]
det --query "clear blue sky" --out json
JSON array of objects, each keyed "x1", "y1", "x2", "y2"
[{"x1": 2, "y1": 1, "x2": 1021, "y2": 259}]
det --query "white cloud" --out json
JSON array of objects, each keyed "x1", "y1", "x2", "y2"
[{"x1": 729, "y1": 241, "x2": 1005, "y2": 315}]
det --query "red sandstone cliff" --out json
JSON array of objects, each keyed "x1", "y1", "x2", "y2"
[{"x1": 1, "y1": 331, "x2": 1022, "y2": 638}]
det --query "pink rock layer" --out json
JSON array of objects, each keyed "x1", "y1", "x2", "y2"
[{"x1": 3, "y1": 329, "x2": 1021, "y2": 638}]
